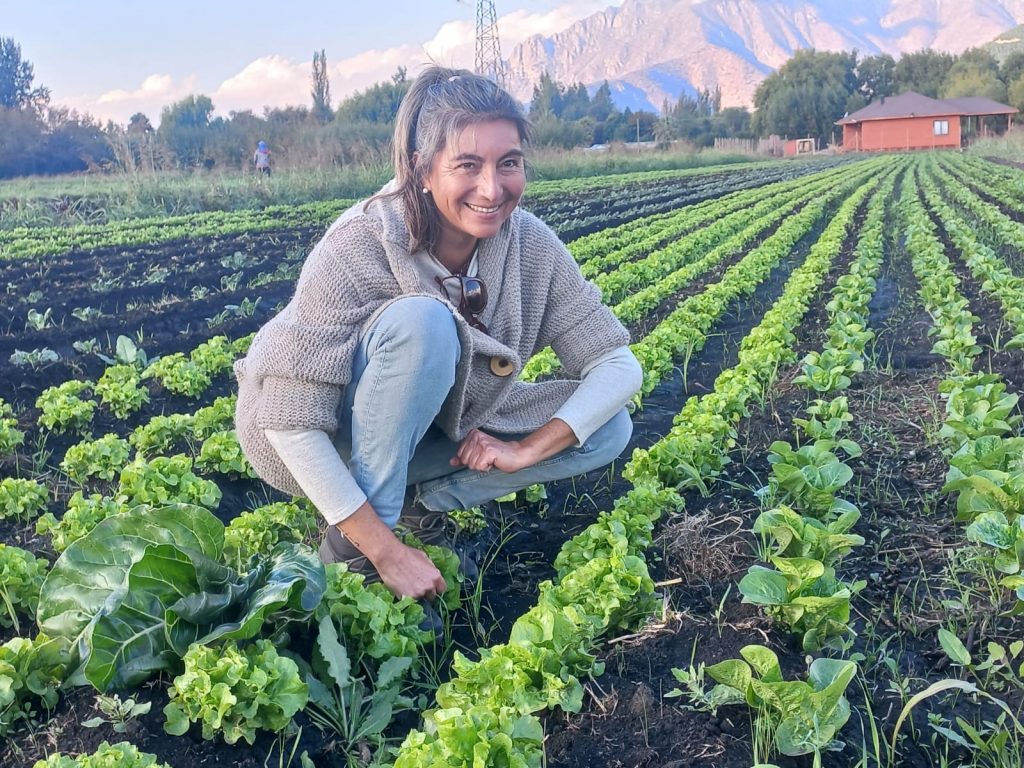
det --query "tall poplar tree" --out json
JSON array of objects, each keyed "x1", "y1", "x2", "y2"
[{"x1": 311, "y1": 49, "x2": 333, "y2": 123}]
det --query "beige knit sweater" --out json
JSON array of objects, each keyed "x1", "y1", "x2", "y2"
[{"x1": 234, "y1": 183, "x2": 630, "y2": 496}]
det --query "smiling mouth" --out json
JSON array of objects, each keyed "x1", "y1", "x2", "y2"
[{"x1": 466, "y1": 202, "x2": 502, "y2": 214}]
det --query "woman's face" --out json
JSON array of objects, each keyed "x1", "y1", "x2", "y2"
[{"x1": 422, "y1": 119, "x2": 526, "y2": 261}]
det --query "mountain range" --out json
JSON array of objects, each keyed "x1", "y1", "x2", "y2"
[{"x1": 504, "y1": 0, "x2": 1024, "y2": 111}]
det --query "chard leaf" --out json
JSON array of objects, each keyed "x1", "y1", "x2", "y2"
[
  {"x1": 37, "y1": 504, "x2": 222, "y2": 642},
  {"x1": 85, "y1": 543, "x2": 202, "y2": 691},
  {"x1": 738, "y1": 567, "x2": 790, "y2": 605}
]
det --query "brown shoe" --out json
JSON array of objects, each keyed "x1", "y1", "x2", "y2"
[
  {"x1": 398, "y1": 502, "x2": 450, "y2": 546},
  {"x1": 318, "y1": 527, "x2": 381, "y2": 584}
]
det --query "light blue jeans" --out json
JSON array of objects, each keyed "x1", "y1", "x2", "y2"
[{"x1": 334, "y1": 297, "x2": 633, "y2": 528}]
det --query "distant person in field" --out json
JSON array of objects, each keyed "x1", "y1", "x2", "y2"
[
  {"x1": 234, "y1": 66, "x2": 640, "y2": 615},
  {"x1": 253, "y1": 140, "x2": 271, "y2": 175}
]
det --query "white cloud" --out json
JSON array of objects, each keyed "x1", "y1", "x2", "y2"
[
  {"x1": 58, "y1": 1, "x2": 621, "y2": 124},
  {"x1": 213, "y1": 55, "x2": 310, "y2": 114}
]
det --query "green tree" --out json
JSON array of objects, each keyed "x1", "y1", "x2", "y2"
[
  {"x1": 335, "y1": 69, "x2": 409, "y2": 124},
  {"x1": 0, "y1": 36, "x2": 49, "y2": 112},
  {"x1": 529, "y1": 71, "x2": 563, "y2": 118},
  {"x1": 311, "y1": 49, "x2": 332, "y2": 123},
  {"x1": 942, "y1": 47, "x2": 1006, "y2": 101},
  {"x1": 158, "y1": 94, "x2": 216, "y2": 167},
  {"x1": 893, "y1": 49, "x2": 954, "y2": 97},
  {"x1": 589, "y1": 81, "x2": 615, "y2": 123},
  {"x1": 857, "y1": 53, "x2": 896, "y2": 101},
  {"x1": 1001, "y1": 51, "x2": 1024, "y2": 88},
  {"x1": 753, "y1": 49, "x2": 857, "y2": 144},
  {"x1": 1008, "y1": 75, "x2": 1024, "y2": 111}
]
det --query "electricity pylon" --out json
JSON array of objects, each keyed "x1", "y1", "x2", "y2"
[{"x1": 475, "y1": 0, "x2": 507, "y2": 88}]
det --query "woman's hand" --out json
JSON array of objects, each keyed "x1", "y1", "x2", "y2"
[
  {"x1": 451, "y1": 428, "x2": 537, "y2": 473},
  {"x1": 371, "y1": 540, "x2": 448, "y2": 600}
]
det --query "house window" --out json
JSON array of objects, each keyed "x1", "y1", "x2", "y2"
[{"x1": 933, "y1": 120, "x2": 949, "y2": 136}]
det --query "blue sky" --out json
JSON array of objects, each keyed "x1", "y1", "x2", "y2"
[{"x1": 4, "y1": 0, "x2": 621, "y2": 123}]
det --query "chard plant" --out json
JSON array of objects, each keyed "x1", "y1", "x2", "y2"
[
  {"x1": 195, "y1": 429, "x2": 257, "y2": 478},
  {"x1": 31, "y1": 741, "x2": 169, "y2": 768},
  {"x1": 793, "y1": 347, "x2": 864, "y2": 392},
  {"x1": 753, "y1": 505, "x2": 864, "y2": 567},
  {"x1": 765, "y1": 440, "x2": 859, "y2": 520},
  {"x1": 164, "y1": 639, "x2": 308, "y2": 745},
  {"x1": 36, "y1": 504, "x2": 325, "y2": 691},
  {"x1": 0, "y1": 633, "x2": 70, "y2": 738},
  {"x1": 36, "y1": 380, "x2": 96, "y2": 434},
  {"x1": 697, "y1": 644, "x2": 857, "y2": 765},
  {"x1": 739, "y1": 556, "x2": 863, "y2": 652},
  {"x1": 95, "y1": 364, "x2": 150, "y2": 418},
  {"x1": 129, "y1": 412, "x2": 194, "y2": 457},
  {"x1": 793, "y1": 397, "x2": 853, "y2": 443},
  {"x1": 117, "y1": 455, "x2": 222, "y2": 509},
  {"x1": 60, "y1": 433, "x2": 131, "y2": 484},
  {"x1": 0, "y1": 477, "x2": 49, "y2": 521},
  {"x1": 9, "y1": 348, "x2": 60, "y2": 369},
  {"x1": 0, "y1": 544, "x2": 48, "y2": 633},
  {"x1": 36, "y1": 492, "x2": 125, "y2": 553}
]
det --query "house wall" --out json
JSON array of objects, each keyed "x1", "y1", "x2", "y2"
[{"x1": 842, "y1": 115, "x2": 961, "y2": 151}]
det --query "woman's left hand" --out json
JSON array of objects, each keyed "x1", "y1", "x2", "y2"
[{"x1": 452, "y1": 428, "x2": 535, "y2": 473}]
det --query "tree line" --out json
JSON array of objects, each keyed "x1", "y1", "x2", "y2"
[
  {"x1": 0, "y1": 33, "x2": 1018, "y2": 180},
  {"x1": 754, "y1": 47, "x2": 1019, "y2": 145}
]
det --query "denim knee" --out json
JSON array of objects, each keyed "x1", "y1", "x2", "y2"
[
  {"x1": 581, "y1": 407, "x2": 634, "y2": 468},
  {"x1": 365, "y1": 297, "x2": 460, "y2": 378}
]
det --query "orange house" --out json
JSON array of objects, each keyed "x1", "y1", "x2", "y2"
[{"x1": 836, "y1": 91, "x2": 1017, "y2": 152}]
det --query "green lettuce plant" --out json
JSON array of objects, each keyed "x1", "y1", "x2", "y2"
[
  {"x1": 192, "y1": 395, "x2": 237, "y2": 440},
  {"x1": 95, "y1": 364, "x2": 150, "y2": 418},
  {"x1": 36, "y1": 504, "x2": 325, "y2": 691},
  {"x1": 1, "y1": 633, "x2": 70, "y2": 738},
  {"x1": 117, "y1": 455, "x2": 221, "y2": 509},
  {"x1": 793, "y1": 397, "x2": 853, "y2": 443},
  {"x1": 223, "y1": 500, "x2": 320, "y2": 572},
  {"x1": 195, "y1": 430, "x2": 256, "y2": 478},
  {"x1": 765, "y1": 440, "x2": 859, "y2": 519},
  {"x1": 0, "y1": 544, "x2": 48, "y2": 633},
  {"x1": 143, "y1": 354, "x2": 211, "y2": 398},
  {"x1": 164, "y1": 639, "x2": 308, "y2": 745},
  {"x1": 0, "y1": 477, "x2": 48, "y2": 521},
  {"x1": 129, "y1": 413, "x2": 194, "y2": 457},
  {"x1": 32, "y1": 741, "x2": 170, "y2": 768},
  {"x1": 60, "y1": 433, "x2": 131, "y2": 484},
  {"x1": 0, "y1": 399, "x2": 25, "y2": 455},
  {"x1": 793, "y1": 348, "x2": 864, "y2": 392},
  {"x1": 315, "y1": 563, "x2": 431, "y2": 669},
  {"x1": 36, "y1": 380, "x2": 96, "y2": 434},
  {"x1": 36, "y1": 492, "x2": 125, "y2": 553}
]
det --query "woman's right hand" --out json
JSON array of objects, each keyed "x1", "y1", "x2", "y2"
[{"x1": 372, "y1": 540, "x2": 448, "y2": 600}]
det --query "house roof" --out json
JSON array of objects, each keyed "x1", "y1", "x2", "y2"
[{"x1": 835, "y1": 91, "x2": 1017, "y2": 125}]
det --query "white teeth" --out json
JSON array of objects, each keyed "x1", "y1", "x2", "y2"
[{"x1": 467, "y1": 203, "x2": 501, "y2": 213}]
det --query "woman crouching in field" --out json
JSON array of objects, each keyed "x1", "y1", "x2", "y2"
[{"x1": 233, "y1": 65, "x2": 641, "y2": 617}]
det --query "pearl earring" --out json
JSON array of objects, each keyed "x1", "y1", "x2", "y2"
[{"x1": 422, "y1": 187, "x2": 430, "y2": 195}]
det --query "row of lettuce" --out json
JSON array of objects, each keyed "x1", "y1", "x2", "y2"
[{"x1": 0, "y1": 160, "x2": 830, "y2": 262}]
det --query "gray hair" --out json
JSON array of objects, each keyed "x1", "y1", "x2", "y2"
[{"x1": 375, "y1": 66, "x2": 530, "y2": 254}]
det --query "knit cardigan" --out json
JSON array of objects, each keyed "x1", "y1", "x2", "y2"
[{"x1": 234, "y1": 183, "x2": 630, "y2": 496}]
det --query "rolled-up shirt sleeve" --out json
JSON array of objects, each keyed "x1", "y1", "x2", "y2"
[
  {"x1": 264, "y1": 428, "x2": 367, "y2": 526},
  {"x1": 551, "y1": 345, "x2": 641, "y2": 445}
]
